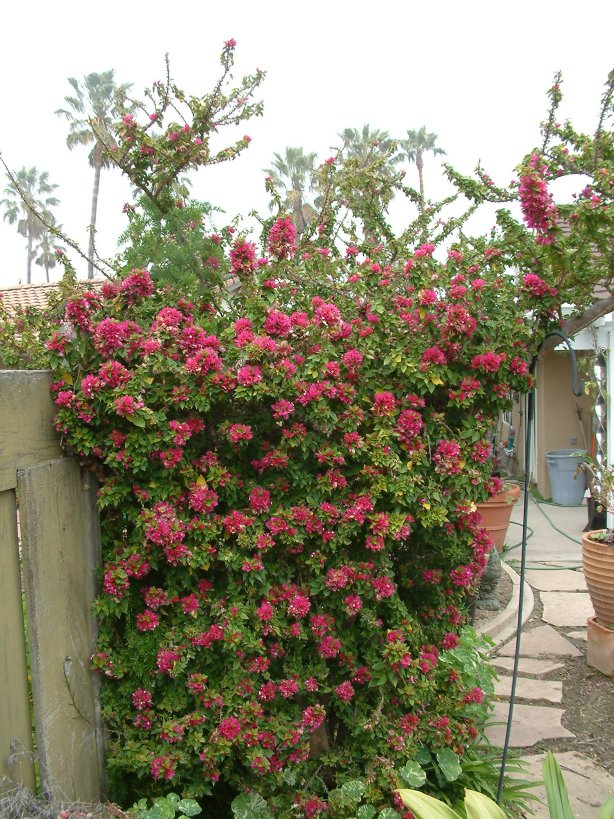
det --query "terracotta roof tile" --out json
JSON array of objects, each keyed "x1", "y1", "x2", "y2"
[
  {"x1": 0, "y1": 280, "x2": 105, "y2": 314},
  {"x1": 0, "y1": 275, "x2": 243, "y2": 315}
]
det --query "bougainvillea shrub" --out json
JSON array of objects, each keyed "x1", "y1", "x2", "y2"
[
  {"x1": 3, "y1": 49, "x2": 610, "y2": 817},
  {"x1": 41, "y1": 230, "x2": 558, "y2": 815}
]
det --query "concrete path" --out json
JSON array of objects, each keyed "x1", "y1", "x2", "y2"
[{"x1": 481, "y1": 491, "x2": 614, "y2": 817}]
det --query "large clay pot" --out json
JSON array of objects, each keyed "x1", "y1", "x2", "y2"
[
  {"x1": 476, "y1": 482, "x2": 521, "y2": 552},
  {"x1": 582, "y1": 531, "x2": 614, "y2": 627}
]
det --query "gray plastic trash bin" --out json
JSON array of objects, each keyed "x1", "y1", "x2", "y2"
[{"x1": 546, "y1": 449, "x2": 587, "y2": 505}]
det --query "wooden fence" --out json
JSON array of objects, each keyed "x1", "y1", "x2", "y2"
[{"x1": 0, "y1": 370, "x2": 104, "y2": 801}]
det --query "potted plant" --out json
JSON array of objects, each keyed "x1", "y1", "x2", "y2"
[
  {"x1": 475, "y1": 443, "x2": 522, "y2": 553},
  {"x1": 474, "y1": 445, "x2": 522, "y2": 613},
  {"x1": 476, "y1": 481, "x2": 522, "y2": 553},
  {"x1": 579, "y1": 466, "x2": 614, "y2": 676},
  {"x1": 580, "y1": 465, "x2": 614, "y2": 627}
]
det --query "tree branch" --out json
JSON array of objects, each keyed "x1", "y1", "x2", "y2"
[{"x1": 540, "y1": 295, "x2": 614, "y2": 350}]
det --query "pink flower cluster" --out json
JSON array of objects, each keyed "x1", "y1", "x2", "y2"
[
  {"x1": 267, "y1": 217, "x2": 297, "y2": 259},
  {"x1": 519, "y1": 155, "x2": 559, "y2": 243}
]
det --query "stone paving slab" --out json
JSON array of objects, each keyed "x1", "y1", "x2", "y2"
[
  {"x1": 566, "y1": 629, "x2": 587, "y2": 640},
  {"x1": 522, "y1": 537, "x2": 583, "y2": 565},
  {"x1": 491, "y1": 657, "x2": 564, "y2": 676},
  {"x1": 521, "y1": 752, "x2": 614, "y2": 818},
  {"x1": 499, "y1": 624, "x2": 582, "y2": 657},
  {"x1": 525, "y1": 568, "x2": 586, "y2": 592},
  {"x1": 525, "y1": 562, "x2": 585, "y2": 571},
  {"x1": 494, "y1": 676, "x2": 562, "y2": 703},
  {"x1": 541, "y1": 592, "x2": 594, "y2": 627},
  {"x1": 511, "y1": 494, "x2": 587, "y2": 531},
  {"x1": 508, "y1": 494, "x2": 584, "y2": 565},
  {"x1": 486, "y1": 701, "x2": 574, "y2": 747}
]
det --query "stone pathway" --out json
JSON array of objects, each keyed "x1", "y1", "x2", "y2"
[{"x1": 484, "y1": 563, "x2": 614, "y2": 817}]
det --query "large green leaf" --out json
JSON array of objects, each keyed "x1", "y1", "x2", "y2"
[
  {"x1": 398, "y1": 761, "x2": 427, "y2": 788},
  {"x1": 149, "y1": 799, "x2": 175, "y2": 819},
  {"x1": 231, "y1": 791, "x2": 273, "y2": 819},
  {"x1": 597, "y1": 798, "x2": 614, "y2": 818},
  {"x1": 341, "y1": 779, "x2": 366, "y2": 802},
  {"x1": 397, "y1": 789, "x2": 462, "y2": 818},
  {"x1": 464, "y1": 789, "x2": 508, "y2": 819},
  {"x1": 436, "y1": 748, "x2": 462, "y2": 782},
  {"x1": 414, "y1": 748, "x2": 431, "y2": 766},
  {"x1": 542, "y1": 752, "x2": 574, "y2": 819},
  {"x1": 355, "y1": 806, "x2": 377, "y2": 819},
  {"x1": 177, "y1": 800, "x2": 202, "y2": 817}
]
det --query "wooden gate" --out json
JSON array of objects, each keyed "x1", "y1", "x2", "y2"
[{"x1": 0, "y1": 370, "x2": 104, "y2": 801}]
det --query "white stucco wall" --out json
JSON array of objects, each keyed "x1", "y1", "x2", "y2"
[{"x1": 572, "y1": 315, "x2": 614, "y2": 524}]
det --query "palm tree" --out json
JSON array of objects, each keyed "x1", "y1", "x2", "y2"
[
  {"x1": 397, "y1": 126, "x2": 446, "y2": 205},
  {"x1": 34, "y1": 218, "x2": 64, "y2": 282},
  {"x1": 264, "y1": 147, "x2": 318, "y2": 234},
  {"x1": 336, "y1": 125, "x2": 401, "y2": 212},
  {"x1": 338, "y1": 125, "x2": 397, "y2": 169},
  {"x1": 56, "y1": 70, "x2": 131, "y2": 278},
  {"x1": 2, "y1": 167, "x2": 60, "y2": 284}
]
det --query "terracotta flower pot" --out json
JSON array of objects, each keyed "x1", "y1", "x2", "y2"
[
  {"x1": 476, "y1": 482, "x2": 521, "y2": 553},
  {"x1": 582, "y1": 531, "x2": 614, "y2": 627}
]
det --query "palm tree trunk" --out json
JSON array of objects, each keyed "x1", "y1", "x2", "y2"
[
  {"x1": 26, "y1": 229, "x2": 33, "y2": 285},
  {"x1": 417, "y1": 151, "x2": 425, "y2": 207},
  {"x1": 88, "y1": 158, "x2": 102, "y2": 279},
  {"x1": 294, "y1": 197, "x2": 306, "y2": 235}
]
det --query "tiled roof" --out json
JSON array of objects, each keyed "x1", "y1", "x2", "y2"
[
  {"x1": 0, "y1": 280, "x2": 105, "y2": 313},
  {"x1": 0, "y1": 276, "x2": 243, "y2": 314}
]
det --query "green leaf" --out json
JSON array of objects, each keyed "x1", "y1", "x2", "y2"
[
  {"x1": 177, "y1": 800, "x2": 202, "y2": 817},
  {"x1": 597, "y1": 797, "x2": 614, "y2": 818},
  {"x1": 464, "y1": 789, "x2": 508, "y2": 819},
  {"x1": 130, "y1": 799, "x2": 148, "y2": 818},
  {"x1": 542, "y1": 752, "x2": 574, "y2": 819},
  {"x1": 231, "y1": 791, "x2": 273, "y2": 819},
  {"x1": 341, "y1": 779, "x2": 366, "y2": 802},
  {"x1": 398, "y1": 761, "x2": 427, "y2": 788},
  {"x1": 129, "y1": 414, "x2": 147, "y2": 427},
  {"x1": 151, "y1": 799, "x2": 175, "y2": 819},
  {"x1": 152, "y1": 793, "x2": 177, "y2": 819},
  {"x1": 436, "y1": 748, "x2": 462, "y2": 782},
  {"x1": 282, "y1": 768, "x2": 298, "y2": 787},
  {"x1": 356, "y1": 807, "x2": 377, "y2": 819},
  {"x1": 396, "y1": 790, "x2": 462, "y2": 818},
  {"x1": 378, "y1": 810, "x2": 401, "y2": 819},
  {"x1": 414, "y1": 748, "x2": 431, "y2": 766}
]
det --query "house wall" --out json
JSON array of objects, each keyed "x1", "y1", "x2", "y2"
[{"x1": 513, "y1": 351, "x2": 592, "y2": 499}]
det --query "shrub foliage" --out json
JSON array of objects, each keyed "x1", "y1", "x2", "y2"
[{"x1": 1, "y1": 43, "x2": 613, "y2": 819}]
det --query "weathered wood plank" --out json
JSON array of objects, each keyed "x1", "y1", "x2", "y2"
[
  {"x1": 0, "y1": 490, "x2": 36, "y2": 793},
  {"x1": 0, "y1": 371, "x2": 63, "y2": 492},
  {"x1": 18, "y1": 459, "x2": 104, "y2": 801}
]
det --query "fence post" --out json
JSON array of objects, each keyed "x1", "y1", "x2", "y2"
[
  {"x1": 19, "y1": 458, "x2": 104, "y2": 802},
  {"x1": 0, "y1": 370, "x2": 63, "y2": 493},
  {"x1": 0, "y1": 489, "x2": 35, "y2": 793},
  {"x1": 1, "y1": 369, "x2": 63, "y2": 793}
]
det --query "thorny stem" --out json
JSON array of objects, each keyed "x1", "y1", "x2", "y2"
[
  {"x1": 541, "y1": 70, "x2": 563, "y2": 154},
  {"x1": 63, "y1": 657, "x2": 96, "y2": 728}
]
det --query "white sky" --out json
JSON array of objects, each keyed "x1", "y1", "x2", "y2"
[{"x1": 1, "y1": 0, "x2": 612, "y2": 286}]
